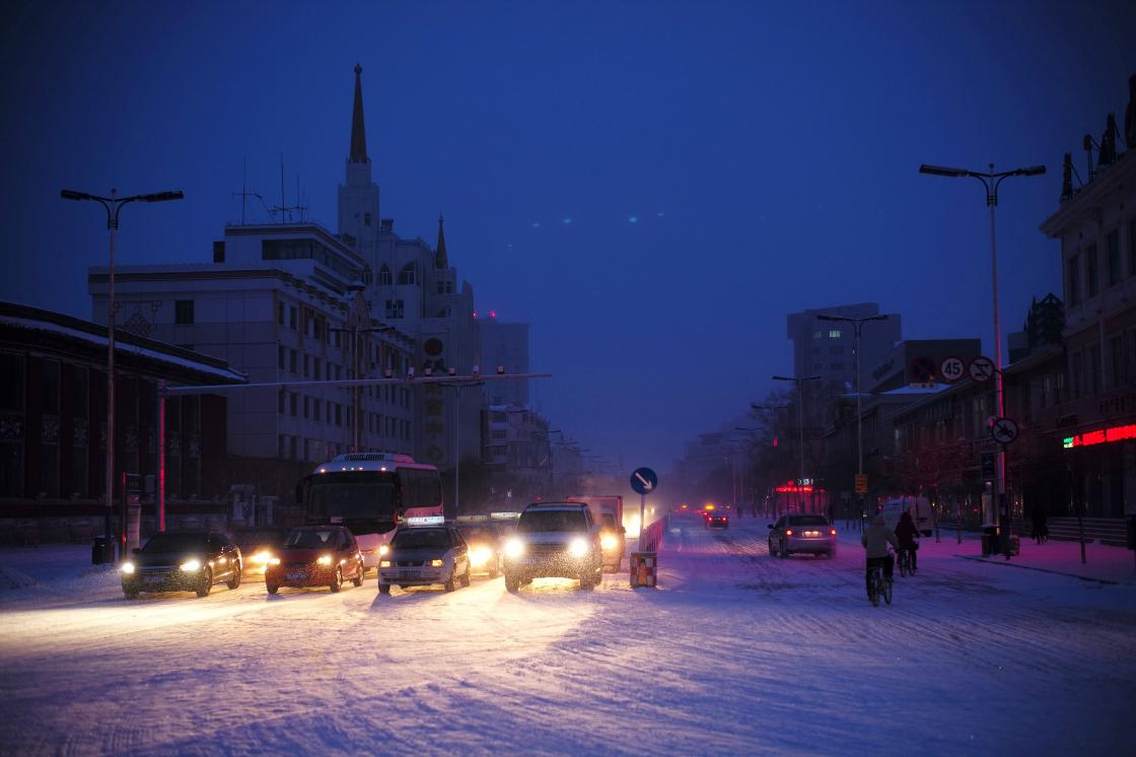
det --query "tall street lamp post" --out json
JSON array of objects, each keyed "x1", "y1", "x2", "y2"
[
  {"x1": 61, "y1": 188, "x2": 183, "y2": 556},
  {"x1": 817, "y1": 313, "x2": 889, "y2": 527},
  {"x1": 772, "y1": 375, "x2": 821, "y2": 513},
  {"x1": 919, "y1": 162, "x2": 1045, "y2": 555}
]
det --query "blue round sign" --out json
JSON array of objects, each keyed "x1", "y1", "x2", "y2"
[{"x1": 630, "y1": 467, "x2": 658, "y2": 495}]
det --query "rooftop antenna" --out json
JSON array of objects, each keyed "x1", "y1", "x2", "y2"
[
  {"x1": 269, "y1": 153, "x2": 302, "y2": 223},
  {"x1": 232, "y1": 157, "x2": 263, "y2": 225}
]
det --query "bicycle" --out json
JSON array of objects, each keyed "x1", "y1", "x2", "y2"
[
  {"x1": 868, "y1": 559, "x2": 893, "y2": 607},
  {"x1": 897, "y1": 548, "x2": 916, "y2": 577}
]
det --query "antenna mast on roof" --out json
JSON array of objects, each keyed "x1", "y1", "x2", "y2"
[
  {"x1": 269, "y1": 153, "x2": 303, "y2": 223},
  {"x1": 232, "y1": 157, "x2": 264, "y2": 225}
]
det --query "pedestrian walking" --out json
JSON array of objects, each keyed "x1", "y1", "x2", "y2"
[{"x1": 1030, "y1": 502, "x2": 1049, "y2": 545}]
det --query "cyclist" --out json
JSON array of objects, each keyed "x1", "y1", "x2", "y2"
[
  {"x1": 861, "y1": 513, "x2": 898, "y2": 600},
  {"x1": 894, "y1": 510, "x2": 920, "y2": 573}
]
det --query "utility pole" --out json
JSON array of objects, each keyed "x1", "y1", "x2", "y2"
[
  {"x1": 62, "y1": 188, "x2": 183, "y2": 557},
  {"x1": 920, "y1": 162, "x2": 1045, "y2": 556}
]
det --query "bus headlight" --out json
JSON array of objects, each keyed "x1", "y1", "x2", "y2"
[
  {"x1": 600, "y1": 534, "x2": 618, "y2": 551},
  {"x1": 120, "y1": 561, "x2": 135, "y2": 575},
  {"x1": 504, "y1": 537, "x2": 525, "y2": 560},
  {"x1": 180, "y1": 559, "x2": 201, "y2": 572},
  {"x1": 568, "y1": 538, "x2": 589, "y2": 558}
]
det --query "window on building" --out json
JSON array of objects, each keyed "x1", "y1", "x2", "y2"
[
  {"x1": 278, "y1": 345, "x2": 285, "y2": 370},
  {"x1": 1109, "y1": 335, "x2": 1123, "y2": 389},
  {"x1": 289, "y1": 306, "x2": 297, "y2": 330},
  {"x1": 314, "y1": 399, "x2": 322, "y2": 422},
  {"x1": 1067, "y1": 254, "x2": 1081, "y2": 307},
  {"x1": 828, "y1": 329, "x2": 842, "y2": 338},
  {"x1": 313, "y1": 359, "x2": 321, "y2": 380},
  {"x1": 1107, "y1": 230, "x2": 1121, "y2": 286},
  {"x1": 290, "y1": 436, "x2": 297, "y2": 461},
  {"x1": 290, "y1": 393, "x2": 298, "y2": 417},
  {"x1": 303, "y1": 354, "x2": 310, "y2": 378},
  {"x1": 1085, "y1": 244, "x2": 1098, "y2": 298},
  {"x1": 364, "y1": 212, "x2": 372, "y2": 226},
  {"x1": 398, "y1": 263, "x2": 416, "y2": 285},
  {"x1": 385, "y1": 300, "x2": 404, "y2": 319},
  {"x1": 289, "y1": 349, "x2": 297, "y2": 374},
  {"x1": 378, "y1": 265, "x2": 392, "y2": 286},
  {"x1": 1070, "y1": 351, "x2": 1082, "y2": 398},
  {"x1": 1088, "y1": 344, "x2": 1101, "y2": 395},
  {"x1": 212, "y1": 241, "x2": 225, "y2": 263},
  {"x1": 304, "y1": 396, "x2": 310, "y2": 419},
  {"x1": 437, "y1": 282, "x2": 445, "y2": 295},
  {"x1": 278, "y1": 435, "x2": 286, "y2": 460},
  {"x1": 175, "y1": 300, "x2": 195, "y2": 325},
  {"x1": 277, "y1": 301, "x2": 285, "y2": 326}
]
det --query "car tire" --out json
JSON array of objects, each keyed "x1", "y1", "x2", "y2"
[
  {"x1": 378, "y1": 583, "x2": 391, "y2": 595},
  {"x1": 505, "y1": 574, "x2": 520, "y2": 593},
  {"x1": 227, "y1": 562, "x2": 242, "y2": 590},
  {"x1": 352, "y1": 561, "x2": 364, "y2": 587},
  {"x1": 266, "y1": 581, "x2": 279, "y2": 595},
  {"x1": 196, "y1": 567, "x2": 213, "y2": 598},
  {"x1": 460, "y1": 566, "x2": 471, "y2": 588},
  {"x1": 330, "y1": 567, "x2": 343, "y2": 593},
  {"x1": 444, "y1": 575, "x2": 456, "y2": 592}
]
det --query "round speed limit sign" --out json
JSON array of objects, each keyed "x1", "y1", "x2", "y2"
[{"x1": 940, "y1": 356, "x2": 965, "y2": 383}]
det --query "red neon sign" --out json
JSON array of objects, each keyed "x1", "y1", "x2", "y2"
[
  {"x1": 774, "y1": 481, "x2": 815, "y2": 494},
  {"x1": 1063, "y1": 423, "x2": 1136, "y2": 449}
]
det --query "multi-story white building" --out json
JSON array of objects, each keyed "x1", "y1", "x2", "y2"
[
  {"x1": 337, "y1": 65, "x2": 481, "y2": 470},
  {"x1": 88, "y1": 222, "x2": 417, "y2": 491}
]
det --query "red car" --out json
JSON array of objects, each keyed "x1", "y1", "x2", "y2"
[{"x1": 265, "y1": 525, "x2": 365, "y2": 594}]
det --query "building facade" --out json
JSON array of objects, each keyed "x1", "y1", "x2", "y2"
[
  {"x1": 1041, "y1": 87, "x2": 1136, "y2": 519},
  {"x1": 787, "y1": 303, "x2": 902, "y2": 389},
  {"x1": 88, "y1": 223, "x2": 417, "y2": 497},
  {"x1": 479, "y1": 316, "x2": 531, "y2": 407},
  {"x1": 0, "y1": 301, "x2": 243, "y2": 539}
]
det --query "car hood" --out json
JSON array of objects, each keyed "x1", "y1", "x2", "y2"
[
  {"x1": 278, "y1": 548, "x2": 338, "y2": 563},
  {"x1": 514, "y1": 532, "x2": 589, "y2": 546},
  {"x1": 388, "y1": 547, "x2": 447, "y2": 562},
  {"x1": 132, "y1": 551, "x2": 207, "y2": 568}
]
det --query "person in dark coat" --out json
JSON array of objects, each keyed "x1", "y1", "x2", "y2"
[
  {"x1": 1031, "y1": 502, "x2": 1049, "y2": 545},
  {"x1": 894, "y1": 510, "x2": 920, "y2": 572}
]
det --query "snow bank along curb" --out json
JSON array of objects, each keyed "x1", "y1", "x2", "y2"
[{"x1": 955, "y1": 554, "x2": 1124, "y2": 586}]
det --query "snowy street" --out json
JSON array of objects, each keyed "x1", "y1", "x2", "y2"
[{"x1": 2, "y1": 515, "x2": 1133, "y2": 755}]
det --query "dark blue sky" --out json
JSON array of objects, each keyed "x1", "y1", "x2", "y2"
[{"x1": 2, "y1": 1, "x2": 1133, "y2": 471}]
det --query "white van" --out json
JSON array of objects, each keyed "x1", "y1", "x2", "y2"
[{"x1": 879, "y1": 497, "x2": 934, "y2": 536}]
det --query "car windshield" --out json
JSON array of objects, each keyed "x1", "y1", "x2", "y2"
[
  {"x1": 284, "y1": 529, "x2": 338, "y2": 549},
  {"x1": 789, "y1": 516, "x2": 829, "y2": 526},
  {"x1": 392, "y1": 528, "x2": 451, "y2": 549},
  {"x1": 141, "y1": 533, "x2": 208, "y2": 553},
  {"x1": 518, "y1": 510, "x2": 587, "y2": 533},
  {"x1": 307, "y1": 477, "x2": 396, "y2": 521}
]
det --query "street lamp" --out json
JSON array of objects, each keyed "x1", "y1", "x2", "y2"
[
  {"x1": 919, "y1": 162, "x2": 1045, "y2": 555},
  {"x1": 62, "y1": 188, "x2": 183, "y2": 555},
  {"x1": 772, "y1": 375, "x2": 821, "y2": 513},
  {"x1": 817, "y1": 313, "x2": 889, "y2": 526}
]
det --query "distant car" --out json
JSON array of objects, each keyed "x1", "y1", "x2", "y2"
[
  {"x1": 706, "y1": 513, "x2": 729, "y2": 529},
  {"x1": 233, "y1": 527, "x2": 288, "y2": 577},
  {"x1": 378, "y1": 525, "x2": 470, "y2": 594},
  {"x1": 456, "y1": 524, "x2": 501, "y2": 578},
  {"x1": 265, "y1": 525, "x2": 365, "y2": 594},
  {"x1": 120, "y1": 531, "x2": 242, "y2": 599},
  {"x1": 768, "y1": 515, "x2": 837, "y2": 558},
  {"x1": 502, "y1": 502, "x2": 603, "y2": 593}
]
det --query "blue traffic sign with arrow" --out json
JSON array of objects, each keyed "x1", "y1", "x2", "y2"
[{"x1": 630, "y1": 467, "x2": 658, "y2": 495}]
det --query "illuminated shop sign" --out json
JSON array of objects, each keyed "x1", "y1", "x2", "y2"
[{"x1": 1063, "y1": 423, "x2": 1136, "y2": 449}]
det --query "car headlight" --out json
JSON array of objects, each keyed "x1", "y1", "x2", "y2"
[
  {"x1": 600, "y1": 534, "x2": 618, "y2": 551},
  {"x1": 380, "y1": 559, "x2": 392, "y2": 568},
  {"x1": 317, "y1": 555, "x2": 333, "y2": 566},
  {"x1": 568, "y1": 537, "x2": 589, "y2": 558},
  {"x1": 180, "y1": 559, "x2": 201, "y2": 572},
  {"x1": 268, "y1": 557, "x2": 280, "y2": 566},
  {"x1": 251, "y1": 550, "x2": 274, "y2": 565},
  {"x1": 120, "y1": 561, "x2": 135, "y2": 575},
  {"x1": 504, "y1": 537, "x2": 525, "y2": 560},
  {"x1": 430, "y1": 559, "x2": 444, "y2": 568},
  {"x1": 469, "y1": 546, "x2": 492, "y2": 567},
  {"x1": 378, "y1": 544, "x2": 390, "y2": 557}
]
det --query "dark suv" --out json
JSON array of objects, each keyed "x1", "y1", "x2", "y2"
[
  {"x1": 120, "y1": 531, "x2": 242, "y2": 598},
  {"x1": 502, "y1": 503, "x2": 603, "y2": 593}
]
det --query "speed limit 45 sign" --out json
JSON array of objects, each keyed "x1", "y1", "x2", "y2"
[{"x1": 940, "y1": 356, "x2": 965, "y2": 383}]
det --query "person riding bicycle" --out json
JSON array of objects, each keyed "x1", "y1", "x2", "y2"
[
  {"x1": 894, "y1": 510, "x2": 920, "y2": 572},
  {"x1": 862, "y1": 513, "x2": 898, "y2": 599}
]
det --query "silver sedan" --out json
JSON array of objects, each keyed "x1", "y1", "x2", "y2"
[{"x1": 768, "y1": 515, "x2": 837, "y2": 558}]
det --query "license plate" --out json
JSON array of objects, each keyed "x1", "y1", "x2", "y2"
[
  {"x1": 804, "y1": 531, "x2": 820, "y2": 537},
  {"x1": 144, "y1": 576, "x2": 164, "y2": 585},
  {"x1": 287, "y1": 571, "x2": 305, "y2": 581}
]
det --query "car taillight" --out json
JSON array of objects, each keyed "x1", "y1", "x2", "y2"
[
  {"x1": 785, "y1": 529, "x2": 793, "y2": 536},
  {"x1": 830, "y1": 529, "x2": 837, "y2": 536}
]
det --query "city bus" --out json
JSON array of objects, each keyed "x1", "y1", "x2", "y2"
[{"x1": 295, "y1": 452, "x2": 443, "y2": 569}]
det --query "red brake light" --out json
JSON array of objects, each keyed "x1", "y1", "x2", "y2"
[
  {"x1": 785, "y1": 529, "x2": 793, "y2": 536},
  {"x1": 830, "y1": 529, "x2": 837, "y2": 536}
]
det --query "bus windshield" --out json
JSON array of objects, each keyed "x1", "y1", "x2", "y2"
[{"x1": 307, "y1": 477, "x2": 396, "y2": 521}]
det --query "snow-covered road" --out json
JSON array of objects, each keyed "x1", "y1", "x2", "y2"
[{"x1": 1, "y1": 516, "x2": 1133, "y2": 755}]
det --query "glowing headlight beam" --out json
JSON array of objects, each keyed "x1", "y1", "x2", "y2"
[
  {"x1": 568, "y1": 537, "x2": 589, "y2": 558},
  {"x1": 179, "y1": 559, "x2": 201, "y2": 572},
  {"x1": 120, "y1": 561, "x2": 135, "y2": 575}
]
